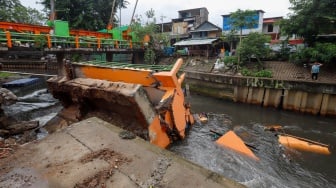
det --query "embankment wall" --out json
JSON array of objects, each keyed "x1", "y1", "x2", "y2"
[{"x1": 185, "y1": 71, "x2": 336, "y2": 117}]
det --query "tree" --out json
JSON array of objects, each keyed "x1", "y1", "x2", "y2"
[
  {"x1": 221, "y1": 29, "x2": 238, "y2": 51},
  {"x1": 0, "y1": 0, "x2": 45, "y2": 25},
  {"x1": 281, "y1": 0, "x2": 336, "y2": 46},
  {"x1": 229, "y1": 10, "x2": 259, "y2": 45},
  {"x1": 39, "y1": 0, "x2": 129, "y2": 30},
  {"x1": 239, "y1": 32, "x2": 270, "y2": 65},
  {"x1": 130, "y1": 9, "x2": 159, "y2": 64},
  {"x1": 229, "y1": 9, "x2": 259, "y2": 64},
  {"x1": 237, "y1": 33, "x2": 272, "y2": 78},
  {"x1": 144, "y1": 8, "x2": 156, "y2": 24}
]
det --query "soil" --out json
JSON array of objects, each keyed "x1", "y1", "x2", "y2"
[
  {"x1": 75, "y1": 149, "x2": 132, "y2": 188},
  {"x1": 0, "y1": 138, "x2": 19, "y2": 160}
]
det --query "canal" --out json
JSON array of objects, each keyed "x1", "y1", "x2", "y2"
[
  {"x1": 2, "y1": 81, "x2": 335, "y2": 188},
  {"x1": 170, "y1": 93, "x2": 336, "y2": 188}
]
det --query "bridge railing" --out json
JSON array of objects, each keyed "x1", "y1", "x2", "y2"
[{"x1": 0, "y1": 31, "x2": 144, "y2": 50}]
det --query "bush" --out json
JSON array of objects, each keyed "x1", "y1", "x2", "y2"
[
  {"x1": 241, "y1": 67, "x2": 272, "y2": 78},
  {"x1": 240, "y1": 68, "x2": 252, "y2": 76},
  {"x1": 255, "y1": 70, "x2": 272, "y2": 78},
  {"x1": 290, "y1": 42, "x2": 336, "y2": 66},
  {"x1": 289, "y1": 51, "x2": 308, "y2": 65},
  {"x1": 33, "y1": 35, "x2": 47, "y2": 49},
  {"x1": 224, "y1": 56, "x2": 238, "y2": 65},
  {"x1": 315, "y1": 43, "x2": 336, "y2": 64},
  {"x1": 144, "y1": 48, "x2": 156, "y2": 64}
]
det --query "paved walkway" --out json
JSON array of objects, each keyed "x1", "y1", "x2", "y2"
[
  {"x1": 264, "y1": 61, "x2": 336, "y2": 84},
  {"x1": 0, "y1": 117, "x2": 245, "y2": 188},
  {"x1": 180, "y1": 57, "x2": 336, "y2": 84}
]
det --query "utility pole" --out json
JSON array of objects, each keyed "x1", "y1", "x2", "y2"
[
  {"x1": 50, "y1": 0, "x2": 55, "y2": 21},
  {"x1": 107, "y1": 0, "x2": 116, "y2": 30},
  {"x1": 130, "y1": 0, "x2": 139, "y2": 25},
  {"x1": 119, "y1": 0, "x2": 122, "y2": 28},
  {"x1": 160, "y1": 15, "x2": 166, "y2": 33}
]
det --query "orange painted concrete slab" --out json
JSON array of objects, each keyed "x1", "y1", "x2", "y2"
[{"x1": 216, "y1": 131, "x2": 259, "y2": 160}]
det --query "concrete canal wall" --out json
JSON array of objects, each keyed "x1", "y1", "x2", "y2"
[{"x1": 185, "y1": 71, "x2": 336, "y2": 117}]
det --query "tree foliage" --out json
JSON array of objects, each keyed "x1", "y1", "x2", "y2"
[
  {"x1": 221, "y1": 30, "x2": 238, "y2": 51},
  {"x1": 0, "y1": 0, "x2": 45, "y2": 25},
  {"x1": 281, "y1": 0, "x2": 336, "y2": 46},
  {"x1": 239, "y1": 32, "x2": 270, "y2": 64},
  {"x1": 229, "y1": 9, "x2": 259, "y2": 44},
  {"x1": 290, "y1": 42, "x2": 336, "y2": 65},
  {"x1": 229, "y1": 9, "x2": 259, "y2": 64},
  {"x1": 130, "y1": 9, "x2": 160, "y2": 64},
  {"x1": 39, "y1": 0, "x2": 129, "y2": 30}
]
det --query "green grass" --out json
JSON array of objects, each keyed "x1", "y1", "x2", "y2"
[{"x1": 0, "y1": 72, "x2": 15, "y2": 78}]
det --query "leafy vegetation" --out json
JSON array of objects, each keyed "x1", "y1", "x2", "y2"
[
  {"x1": 221, "y1": 30, "x2": 238, "y2": 51},
  {"x1": 39, "y1": 0, "x2": 129, "y2": 30},
  {"x1": 239, "y1": 32, "x2": 270, "y2": 65},
  {"x1": 223, "y1": 56, "x2": 238, "y2": 65},
  {"x1": 281, "y1": 0, "x2": 336, "y2": 46},
  {"x1": 130, "y1": 9, "x2": 160, "y2": 64},
  {"x1": 0, "y1": 72, "x2": 14, "y2": 78},
  {"x1": 130, "y1": 8, "x2": 173, "y2": 64},
  {"x1": 241, "y1": 68, "x2": 272, "y2": 78},
  {"x1": 33, "y1": 35, "x2": 47, "y2": 49},
  {"x1": 229, "y1": 9, "x2": 259, "y2": 64},
  {"x1": 290, "y1": 43, "x2": 336, "y2": 65},
  {"x1": 0, "y1": 0, "x2": 45, "y2": 25},
  {"x1": 229, "y1": 9, "x2": 259, "y2": 45}
]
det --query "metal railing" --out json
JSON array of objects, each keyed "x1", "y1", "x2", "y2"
[
  {"x1": 0, "y1": 31, "x2": 144, "y2": 50},
  {"x1": 76, "y1": 60, "x2": 175, "y2": 72}
]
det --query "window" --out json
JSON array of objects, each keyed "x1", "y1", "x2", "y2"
[
  {"x1": 268, "y1": 24, "x2": 273, "y2": 32},
  {"x1": 200, "y1": 31, "x2": 208, "y2": 38}
]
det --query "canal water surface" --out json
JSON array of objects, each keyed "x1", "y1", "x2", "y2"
[
  {"x1": 170, "y1": 94, "x2": 336, "y2": 188},
  {"x1": 3, "y1": 84, "x2": 335, "y2": 188}
]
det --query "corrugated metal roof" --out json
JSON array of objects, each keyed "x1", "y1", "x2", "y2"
[
  {"x1": 190, "y1": 28, "x2": 219, "y2": 32},
  {"x1": 173, "y1": 38, "x2": 218, "y2": 46}
]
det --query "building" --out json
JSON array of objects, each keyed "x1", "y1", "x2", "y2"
[
  {"x1": 177, "y1": 7, "x2": 209, "y2": 29},
  {"x1": 173, "y1": 20, "x2": 223, "y2": 58},
  {"x1": 158, "y1": 22, "x2": 173, "y2": 33},
  {"x1": 171, "y1": 7, "x2": 209, "y2": 43},
  {"x1": 190, "y1": 21, "x2": 222, "y2": 39},
  {"x1": 262, "y1": 17, "x2": 282, "y2": 42},
  {"x1": 222, "y1": 10, "x2": 265, "y2": 35}
]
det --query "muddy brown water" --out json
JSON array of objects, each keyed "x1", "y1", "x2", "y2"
[
  {"x1": 170, "y1": 94, "x2": 336, "y2": 188},
  {"x1": 2, "y1": 83, "x2": 336, "y2": 188}
]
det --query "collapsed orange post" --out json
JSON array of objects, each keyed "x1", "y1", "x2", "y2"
[
  {"x1": 278, "y1": 135, "x2": 331, "y2": 155},
  {"x1": 216, "y1": 131, "x2": 259, "y2": 160}
]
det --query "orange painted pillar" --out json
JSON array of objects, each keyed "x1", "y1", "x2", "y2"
[
  {"x1": 46, "y1": 34, "x2": 51, "y2": 48},
  {"x1": 5, "y1": 31, "x2": 12, "y2": 48},
  {"x1": 75, "y1": 35, "x2": 79, "y2": 48},
  {"x1": 97, "y1": 38, "x2": 101, "y2": 49},
  {"x1": 129, "y1": 40, "x2": 133, "y2": 49}
]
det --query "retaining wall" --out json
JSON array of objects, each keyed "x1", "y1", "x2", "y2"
[{"x1": 186, "y1": 71, "x2": 336, "y2": 117}]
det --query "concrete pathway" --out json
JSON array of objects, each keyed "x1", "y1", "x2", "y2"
[
  {"x1": 0, "y1": 117, "x2": 245, "y2": 188},
  {"x1": 181, "y1": 57, "x2": 336, "y2": 84},
  {"x1": 264, "y1": 61, "x2": 336, "y2": 83}
]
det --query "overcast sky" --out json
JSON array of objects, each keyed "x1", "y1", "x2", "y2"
[{"x1": 20, "y1": 0, "x2": 291, "y2": 26}]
